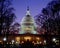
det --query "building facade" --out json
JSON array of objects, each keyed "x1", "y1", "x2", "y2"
[{"x1": 19, "y1": 7, "x2": 37, "y2": 34}]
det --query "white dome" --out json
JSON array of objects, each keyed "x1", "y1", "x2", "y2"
[{"x1": 19, "y1": 7, "x2": 37, "y2": 34}]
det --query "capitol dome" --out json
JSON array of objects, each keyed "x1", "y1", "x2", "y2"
[{"x1": 19, "y1": 7, "x2": 37, "y2": 34}]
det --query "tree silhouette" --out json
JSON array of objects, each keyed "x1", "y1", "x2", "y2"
[
  {"x1": 0, "y1": 0, "x2": 16, "y2": 34},
  {"x1": 9, "y1": 22, "x2": 20, "y2": 34},
  {"x1": 35, "y1": 0, "x2": 60, "y2": 35}
]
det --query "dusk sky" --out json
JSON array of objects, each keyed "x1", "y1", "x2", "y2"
[{"x1": 12, "y1": 0, "x2": 52, "y2": 23}]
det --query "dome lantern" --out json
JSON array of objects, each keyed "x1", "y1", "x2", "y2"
[{"x1": 26, "y1": 6, "x2": 30, "y2": 15}]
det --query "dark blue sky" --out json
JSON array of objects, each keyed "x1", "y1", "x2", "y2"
[{"x1": 12, "y1": 0, "x2": 52, "y2": 23}]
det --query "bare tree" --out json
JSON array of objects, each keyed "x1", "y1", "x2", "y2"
[
  {"x1": 0, "y1": 0, "x2": 16, "y2": 34},
  {"x1": 35, "y1": 0, "x2": 60, "y2": 35}
]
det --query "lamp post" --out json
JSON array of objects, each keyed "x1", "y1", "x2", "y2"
[
  {"x1": 11, "y1": 40, "x2": 15, "y2": 44},
  {"x1": 3, "y1": 37, "x2": 7, "y2": 47}
]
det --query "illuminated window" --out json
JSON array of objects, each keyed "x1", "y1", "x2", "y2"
[
  {"x1": 36, "y1": 37, "x2": 40, "y2": 40},
  {"x1": 15, "y1": 37, "x2": 20, "y2": 41},
  {"x1": 24, "y1": 36, "x2": 31, "y2": 41},
  {"x1": 23, "y1": 27, "x2": 32, "y2": 31}
]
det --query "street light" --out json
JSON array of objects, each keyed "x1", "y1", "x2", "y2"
[
  {"x1": 3, "y1": 37, "x2": 7, "y2": 45},
  {"x1": 52, "y1": 38, "x2": 56, "y2": 42},
  {"x1": 40, "y1": 41, "x2": 42, "y2": 44},
  {"x1": 11, "y1": 40, "x2": 15, "y2": 44},
  {"x1": 3, "y1": 37, "x2": 7, "y2": 41},
  {"x1": 44, "y1": 40, "x2": 46, "y2": 45},
  {"x1": 44, "y1": 40, "x2": 46, "y2": 43}
]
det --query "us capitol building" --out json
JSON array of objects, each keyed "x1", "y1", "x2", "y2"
[
  {"x1": 0, "y1": 7, "x2": 59, "y2": 45},
  {"x1": 0, "y1": 7, "x2": 43, "y2": 45},
  {"x1": 19, "y1": 7, "x2": 38, "y2": 34}
]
